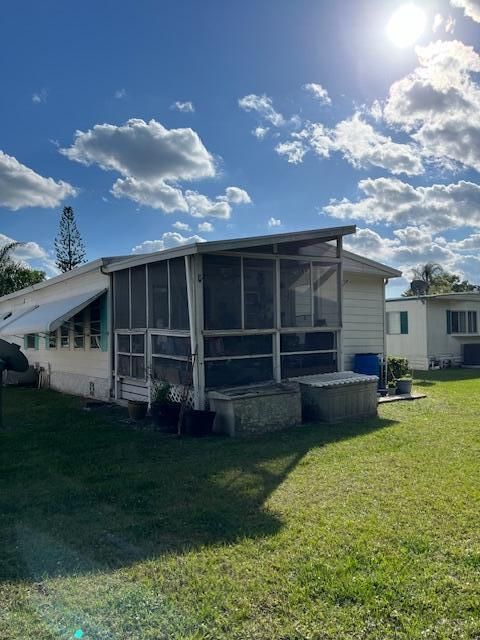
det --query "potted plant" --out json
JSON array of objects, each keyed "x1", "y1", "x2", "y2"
[
  {"x1": 150, "y1": 380, "x2": 180, "y2": 430},
  {"x1": 387, "y1": 381, "x2": 397, "y2": 396},
  {"x1": 127, "y1": 399, "x2": 148, "y2": 420},
  {"x1": 396, "y1": 377, "x2": 413, "y2": 395},
  {"x1": 182, "y1": 408, "x2": 216, "y2": 437}
]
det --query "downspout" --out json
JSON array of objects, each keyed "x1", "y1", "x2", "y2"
[{"x1": 383, "y1": 277, "x2": 388, "y2": 386}]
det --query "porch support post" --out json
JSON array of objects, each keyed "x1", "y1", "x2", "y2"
[
  {"x1": 274, "y1": 253, "x2": 281, "y2": 382},
  {"x1": 185, "y1": 254, "x2": 205, "y2": 409},
  {"x1": 337, "y1": 235, "x2": 344, "y2": 371}
]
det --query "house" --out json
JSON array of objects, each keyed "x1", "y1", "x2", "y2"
[
  {"x1": 386, "y1": 292, "x2": 480, "y2": 370},
  {"x1": 0, "y1": 226, "x2": 400, "y2": 407}
]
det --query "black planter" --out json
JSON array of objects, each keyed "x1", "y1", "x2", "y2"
[
  {"x1": 182, "y1": 409, "x2": 216, "y2": 437},
  {"x1": 150, "y1": 401, "x2": 181, "y2": 431}
]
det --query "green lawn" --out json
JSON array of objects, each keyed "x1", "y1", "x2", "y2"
[{"x1": 1, "y1": 371, "x2": 479, "y2": 639}]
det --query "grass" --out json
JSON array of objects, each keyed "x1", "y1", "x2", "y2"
[{"x1": 1, "y1": 370, "x2": 479, "y2": 639}]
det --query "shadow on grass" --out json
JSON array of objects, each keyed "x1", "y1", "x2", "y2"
[
  {"x1": 414, "y1": 368, "x2": 480, "y2": 386},
  {"x1": 1, "y1": 388, "x2": 396, "y2": 582}
]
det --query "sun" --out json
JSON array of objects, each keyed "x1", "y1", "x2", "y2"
[{"x1": 386, "y1": 3, "x2": 427, "y2": 48}]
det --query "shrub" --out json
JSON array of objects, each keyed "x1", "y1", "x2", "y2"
[{"x1": 388, "y1": 356, "x2": 410, "y2": 380}]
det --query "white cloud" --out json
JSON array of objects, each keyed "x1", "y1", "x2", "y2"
[
  {"x1": 268, "y1": 217, "x2": 281, "y2": 227},
  {"x1": 384, "y1": 40, "x2": 480, "y2": 172},
  {"x1": 132, "y1": 232, "x2": 205, "y2": 254},
  {"x1": 451, "y1": 0, "x2": 480, "y2": 22},
  {"x1": 184, "y1": 191, "x2": 231, "y2": 219},
  {"x1": 114, "y1": 88, "x2": 126, "y2": 99},
  {"x1": 0, "y1": 150, "x2": 76, "y2": 210},
  {"x1": 445, "y1": 16, "x2": 456, "y2": 32},
  {"x1": 170, "y1": 101, "x2": 195, "y2": 113},
  {"x1": 275, "y1": 140, "x2": 308, "y2": 164},
  {"x1": 303, "y1": 83, "x2": 331, "y2": 105},
  {"x1": 325, "y1": 177, "x2": 480, "y2": 231},
  {"x1": 275, "y1": 114, "x2": 422, "y2": 175},
  {"x1": 253, "y1": 126, "x2": 269, "y2": 139},
  {"x1": 239, "y1": 94, "x2": 285, "y2": 127},
  {"x1": 345, "y1": 226, "x2": 480, "y2": 285},
  {"x1": 61, "y1": 118, "x2": 217, "y2": 213},
  {"x1": 32, "y1": 88, "x2": 47, "y2": 104},
  {"x1": 172, "y1": 221, "x2": 191, "y2": 231},
  {"x1": 433, "y1": 13, "x2": 444, "y2": 31},
  {"x1": 370, "y1": 100, "x2": 383, "y2": 121},
  {"x1": 112, "y1": 177, "x2": 188, "y2": 212},
  {"x1": 224, "y1": 186, "x2": 251, "y2": 204},
  {"x1": 198, "y1": 221, "x2": 214, "y2": 232},
  {"x1": 331, "y1": 113, "x2": 424, "y2": 176}
]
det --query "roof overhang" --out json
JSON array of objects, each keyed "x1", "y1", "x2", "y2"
[
  {"x1": 0, "y1": 289, "x2": 106, "y2": 336},
  {"x1": 104, "y1": 226, "x2": 357, "y2": 272}
]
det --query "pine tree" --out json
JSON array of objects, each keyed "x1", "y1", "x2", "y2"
[{"x1": 54, "y1": 206, "x2": 86, "y2": 272}]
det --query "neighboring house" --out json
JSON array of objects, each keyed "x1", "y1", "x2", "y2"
[
  {"x1": 386, "y1": 292, "x2": 480, "y2": 370},
  {"x1": 0, "y1": 226, "x2": 400, "y2": 406}
]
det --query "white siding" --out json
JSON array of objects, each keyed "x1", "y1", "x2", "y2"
[
  {"x1": 386, "y1": 299, "x2": 429, "y2": 369},
  {"x1": 0, "y1": 268, "x2": 111, "y2": 400},
  {"x1": 427, "y1": 299, "x2": 480, "y2": 365},
  {"x1": 342, "y1": 274, "x2": 386, "y2": 370}
]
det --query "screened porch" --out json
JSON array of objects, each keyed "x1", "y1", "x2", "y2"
[{"x1": 110, "y1": 227, "x2": 352, "y2": 407}]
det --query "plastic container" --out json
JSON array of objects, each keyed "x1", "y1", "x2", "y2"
[{"x1": 353, "y1": 353, "x2": 380, "y2": 377}]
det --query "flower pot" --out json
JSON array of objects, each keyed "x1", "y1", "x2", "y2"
[
  {"x1": 150, "y1": 401, "x2": 181, "y2": 431},
  {"x1": 127, "y1": 400, "x2": 148, "y2": 420},
  {"x1": 387, "y1": 387, "x2": 397, "y2": 397},
  {"x1": 396, "y1": 379, "x2": 412, "y2": 395},
  {"x1": 182, "y1": 409, "x2": 216, "y2": 437}
]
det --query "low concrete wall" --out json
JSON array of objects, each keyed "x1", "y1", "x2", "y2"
[{"x1": 209, "y1": 383, "x2": 302, "y2": 436}]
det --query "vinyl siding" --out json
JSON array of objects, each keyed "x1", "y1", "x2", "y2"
[
  {"x1": 385, "y1": 299, "x2": 428, "y2": 369},
  {"x1": 342, "y1": 274, "x2": 386, "y2": 370}
]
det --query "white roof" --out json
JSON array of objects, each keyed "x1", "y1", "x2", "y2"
[
  {"x1": 0, "y1": 305, "x2": 38, "y2": 333},
  {"x1": 0, "y1": 289, "x2": 106, "y2": 336}
]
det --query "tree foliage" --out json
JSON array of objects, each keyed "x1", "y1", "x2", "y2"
[
  {"x1": 54, "y1": 206, "x2": 86, "y2": 272},
  {"x1": 0, "y1": 241, "x2": 45, "y2": 297},
  {"x1": 403, "y1": 262, "x2": 479, "y2": 296}
]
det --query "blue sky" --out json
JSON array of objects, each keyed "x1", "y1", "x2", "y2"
[{"x1": 1, "y1": 0, "x2": 480, "y2": 295}]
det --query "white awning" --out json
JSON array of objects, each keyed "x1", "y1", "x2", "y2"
[
  {"x1": 0, "y1": 289, "x2": 106, "y2": 336},
  {"x1": 0, "y1": 305, "x2": 38, "y2": 333}
]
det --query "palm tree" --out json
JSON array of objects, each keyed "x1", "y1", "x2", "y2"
[
  {"x1": 0, "y1": 241, "x2": 22, "y2": 270},
  {"x1": 412, "y1": 262, "x2": 444, "y2": 293}
]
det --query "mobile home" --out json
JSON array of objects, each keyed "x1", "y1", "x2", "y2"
[{"x1": 0, "y1": 226, "x2": 400, "y2": 406}]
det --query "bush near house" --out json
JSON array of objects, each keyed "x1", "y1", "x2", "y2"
[
  {"x1": 387, "y1": 355, "x2": 410, "y2": 380},
  {"x1": 1, "y1": 370, "x2": 479, "y2": 639}
]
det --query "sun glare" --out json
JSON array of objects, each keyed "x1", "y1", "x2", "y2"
[{"x1": 386, "y1": 3, "x2": 427, "y2": 48}]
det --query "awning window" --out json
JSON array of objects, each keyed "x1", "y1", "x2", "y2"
[{"x1": 0, "y1": 289, "x2": 106, "y2": 336}]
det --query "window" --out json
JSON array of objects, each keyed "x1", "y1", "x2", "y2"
[
  {"x1": 204, "y1": 255, "x2": 242, "y2": 330},
  {"x1": 151, "y1": 334, "x2": 191, "y2": 385},
  {"x1": 131, "y1": 265, "x2": 146, "y2": 328},
  {"x1": 243, "y1": 258, "x2": 275, "y2": 329},
  {"x1": 280, "y1": 260, "x2": 311, "y2": 327},
  {"x1": 281, "y1": 352, "x2": 337, "y2": 378},
  {"x1": 204, "y1": 333, "x2": 274, "y2": 388},
  {"x1": 280, "y1": 331, "x2": 337, "y2": 378},
  {"x1": 148, "y1": 262, "x2": 169, "y2": 329},
  {"x1": 73, "y1": 312, "x2": 85, "y2": 349},
  {"x1": 169, "y1": 258, "x2": 189, "y2": 330},
  {"x1": 60, "y1": 323, "x2": 70, "y2": 348},
  {"x1": 48, "y1": 330, "x2": 57, "y2": 349},
  {"x1": 90, "y1": 299, "x2": 101, "y2": 349},
  {"x1": 313, "y1": 263, "x2": 339, "y2": 327},
  {"x1": 25, "y1": 334, "x2": 36, "y2": 349},
  {"x1": 447, "y1": 310, "x2": 478, "y2": 334},
  {"x1": 114, "y1": 269, "x2": 130, "y2": 329},
  {"x1": 387, "y1": 311, "x2": 408, "y2": 335},
  {"x1": 116, "y1": 333, "x2": 145, "y2": 379}
]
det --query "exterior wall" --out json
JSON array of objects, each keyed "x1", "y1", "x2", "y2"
[
  {"x1": 426, "y1": 299, "x2": 480, "y2": 365},
  {"x1": 342, "y1": 274, "x2": 386, "y2": 370},
  {"x1": 386, "y1": 299, "x2": 429, "y2": 369},
  {"x1": 0, "y1": 268, "x2": 111, "y2": 400}
]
